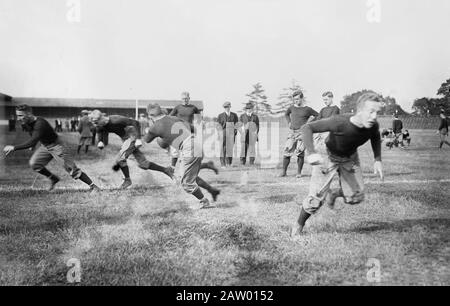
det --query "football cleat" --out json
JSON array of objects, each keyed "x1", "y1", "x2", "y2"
[
  {"x1": 119, "y1": 178, "x2": 132, "y2": 189},
  {"x1": 48, "y1": 175, "x2": 60, "y2": 191}
]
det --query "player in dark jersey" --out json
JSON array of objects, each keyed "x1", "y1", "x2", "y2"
[
  {"x1": 315, "y1": 91, "x2": 340, "y2": 153},
  {"x1": 168, "y1": 92, "x2": 201, "y2": 167},
  {"x1": 291, "y1": 92, "x2": 383, "y2": 236},
  {"x1": 145, "y1": 103, "x2": 220, "y2": 208},
  {"x1": 3, "y1": 104, "x2": 99, "y2": 191},
  {"x1": 437, "y1": 110, "x2": 450, "y2": 150},
  {"x1": 392, "y1": 114, "x2": 405, "y2": 148},
  {"x1": 89, "y1": 110, "x2": 174, "y2": 189},
  {"x1": 280, "y1": 90, "x2": 318, "y2": 178}
]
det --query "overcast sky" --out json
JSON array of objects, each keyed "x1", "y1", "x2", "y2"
[{"x1": 1, "y1": 0, "x2": 450, "y2": 115}]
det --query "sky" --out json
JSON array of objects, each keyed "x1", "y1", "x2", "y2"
[{"x1": 1, "y1": 0, "x2": 450, "y2": 116}]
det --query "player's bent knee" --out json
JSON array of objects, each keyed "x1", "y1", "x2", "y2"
[
  {"x1": 69, "y1": 168, "x2": 82, "y2": 180},
  {"x1": 302, "y1": 196, "x2": 322, "y2": 214},
  {"x1": 30, "y1": 161, "x2": 43, "y2": 171},
  {"x1": 182, "y1": 182, "x2": 198, "y2": 194},
  {"x1": 117, "y1": 160, "x2": 128, "y2": 168}
]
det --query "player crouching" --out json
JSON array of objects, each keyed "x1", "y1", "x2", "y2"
[
  {"x1": 3, "y1": 104, "x2": 99, "y2": 191},
  {"x1": 145, "y1": 103, "x2": 220, "y2": 208},
  {"x1": 89, "y1": 110, "x2": 174, "y2": 189},
  {"x1": 291, "y1": 92, "x2": 384, "y2": 236}
]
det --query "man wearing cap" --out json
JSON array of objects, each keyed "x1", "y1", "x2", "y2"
[
  {"x1": 169, "y1": 92, "x2": 201, "y2": 167},
  {"x1": 239, "y1": 102, "x2": 259, "y2": 166},
  {"x1": 218, "y1": 102, "x2": 239, "y2": 168},
  {"x1": 315, "y1": 91, "x2": 340, "y2": 153},
  {"x1": 89, "y1": 110, "x2": 174, "y2": 189},
  {"x1": 280, "y1": 90, "x2": 318, "y2": 178},
  {"x1": 77, "y1": 110, "x2": 94, "y2": 154},
  {"x1": 144, "y1": 103, "x2": 220, "y2": 208}
]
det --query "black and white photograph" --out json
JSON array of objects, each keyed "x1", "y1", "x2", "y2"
[{"x1": 0, "y1": 0, "x2": 449, "y2": 291}]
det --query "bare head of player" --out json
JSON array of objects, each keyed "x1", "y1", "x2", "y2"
[
  {"x1": 16, "y1": 104, "x2": 34, "y2": 125},
  {"x1": 89, "y1": 109, "x2": 108, "y2": 125},
  {"x1": 181, "y1": 92, "x2": 190, "y2": 105},
  {"x1": 322, "y1": 91, "x2": 334, "y2": 107},
  {"x1": 293, "y1": 90, "x2": 304, "y2": 107},
  {"x1": 354, "y1": 92, "x2": 383, "y2": 128}
]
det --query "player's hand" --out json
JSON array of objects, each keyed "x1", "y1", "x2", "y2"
[
  {"x1": 306, "y1": 153, "x2": 323, "y2": 165},
  {"x1": 97, "y1": 141, "x2": 105, "y2": 150},
  {"x1": 144, "y1": 127, "x2": 150, "y2": 134},
  {"x1": 3, "y1": 145, "x2": 14, "y2": 156},
  {"x1": 374, "y1": 161, "x2": 383, "y2": 181},
  {"x1": 135, "y1": 139, "x2": 143, "y2": 148}
]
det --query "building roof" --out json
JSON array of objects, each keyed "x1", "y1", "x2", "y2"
[
  {"x1": 0, "y1": 96, "x2": 203, "y2": 110},
  {"x1": 0, "y1": 93, "x2": 12, "y2": 101}
]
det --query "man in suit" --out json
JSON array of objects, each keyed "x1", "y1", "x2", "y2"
[
  {"x1": 239, "y1": 102, "x2": 259, "y2": 166},
  {"x1": 77, "y1": 110, "x2": 94, "y2": 154},
  {"x1": 217, "y1": 101, "x2": 238, "y2": 168}
]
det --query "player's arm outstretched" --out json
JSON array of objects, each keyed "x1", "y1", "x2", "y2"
[
  {"x1": 300, "y1": 117, "x2": 336, "y2": 165},
  {"x1": 370, "y1": 126, "x2": 383, "y2": 180},
  {"x1": 3, "y1": 121, "x2": 44, "y2": 156}
]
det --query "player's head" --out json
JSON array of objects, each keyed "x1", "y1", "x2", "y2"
[
  {"x1": 355, "y1": 92, "x2": 383, "y2": 128},
  {"x1": 15, "y1": 104, "x2": 34, "y2": 125},
  {"x1": 223, "y1": 101, "x2": 232, "y2": 112},
  {"x1": 147, "y1": 103, "x2": 163, "y2": 118},
  {"x1": 81, "y1": 110, "x2": 89, "y2": 117},
  {"x1": 89, "y1": 109, "x2": 107, "y2": 125},
  {"x1": 292, "y1": 90, "x2": 304, "y2": 106},
  {"x1": 322, "y1": 91, "x2": 334, "y2": 106},
  {"x1": 181, "y1": 92, "x2": 190, "y2": 105},
  {"x1": 245, "y1": 102, "x2": 254, "y2": 115}
]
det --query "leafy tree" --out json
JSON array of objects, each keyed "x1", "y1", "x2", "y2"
[
  {"x1": 273, "y1": 80, "x2": 304, "y2": 115},
  {"x1": 340, "y1": 89, "x2": 408, "y2": 115},
  {"x1": 245, "y1": 83, "x2": 272, "y2": 116},
  {"x1": 437, "y1": 78, "x2": 450, "y2": 99}
]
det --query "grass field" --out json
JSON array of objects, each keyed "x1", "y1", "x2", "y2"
[{"x1": 0, "y1": 127, "x2": 449, "y2": 285}]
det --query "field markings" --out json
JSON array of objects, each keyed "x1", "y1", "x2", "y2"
[{"x1": 1, "y1": 178, "x2": 450, "y2": 193}]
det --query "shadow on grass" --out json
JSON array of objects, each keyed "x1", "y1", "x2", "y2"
[
  {"x1": 348, "y1": 218, "x2": 450, "y2": 234},
  {"x1": 368, "y1": 185, "x2": 450, "y2": 208}
]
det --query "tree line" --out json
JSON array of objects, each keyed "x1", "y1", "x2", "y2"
[{"x1": 238, "y1": 78, "x2": 450, "y2": 117}]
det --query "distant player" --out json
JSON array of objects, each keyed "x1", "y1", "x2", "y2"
[
  {"x1": 89, "y1": 110, "x2": 174, "y2": 189},
  {"x1": 77, "y1": 110, "x2": 94, "y2": 154},
  {"x1": 392, "y1": 114, "x2": 405, "y2": 148},
  {"x1": 402, "y1": 130, "x2": 411, "y2": 146},
  {"x1": 437, "y1": 110, "x2": 450, "y2": 150},
  {"x1": 291, "y1": 92, "x2": 383, "y2": 236},
  {"x1": 315, "y1": 91, "x2": 340, "y2": 153},
  {"x1": 280, "y1": 90, "x2": 318, "y2": 178},
  {"x1": 2, "y1": 104, "x2": 99, "y2": 191},
  {"x1": 169, "y1": 92, "x2": 201, "y2": 167},
  {"x1": 145, "y1": 103, "x2": 220, "y2": 208}
]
